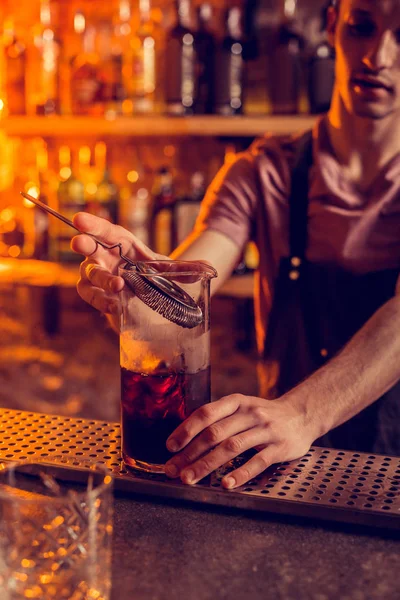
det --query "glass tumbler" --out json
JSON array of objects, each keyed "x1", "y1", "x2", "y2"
[
  {"x1": 119, "y1": 260, "x2": 217, "y2": 473},
  {"x1": 0, "y1": 461, "x2": 113, "y2": 600}
]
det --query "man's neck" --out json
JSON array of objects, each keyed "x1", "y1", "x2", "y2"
[{"x1": 326, "y1": 88, "x2": 400, "y2": 190}]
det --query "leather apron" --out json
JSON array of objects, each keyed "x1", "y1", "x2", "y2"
[{"x1": 262, "y1": 132, "x2": 400, "y2": 455}]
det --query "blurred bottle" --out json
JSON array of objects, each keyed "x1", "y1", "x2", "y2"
[
  {"x1": 113, "y1": 0, "x2": 133, "y2": 114},
  {"x1": 215, "y1": 7, "x2": 244, "y2": 116},
  {"x1": 165, "y1": 0, "x2": 197, "y2": 115},
  {"x1": 269, "y1": 0, "x2": 304, "y2": 115},
  {"x1": 3, "y1": 20, "x2": 26, "y2": 115},
  {"x1": 130, "y1": 0, "x2": 156, "y2": 114},
  {"x1": 194, "y1": 4, "x2": 215, "y2": 114},
  {"x1": 33, "y1": 0, "x2": 61, "y2": 116},
  {"x1": 56, "y1": 146, "x2": 85, "y2": 262},
  {"x1": 70, "y1": 12, "x2": 102, "y2": 115},
  {"x1": 33, "y1": 146, "x2": 50, "y2": 260},
  {"x1": 126, "y1": 184, "x2": 150, "y2": 244},
  {"x1": 149, "y1": 166, "x2": 176, "y2": 255},
  {"x1": 308, "y1": 5, "x2": 335, "y2": 114},
  {"x1": 97, "y1": 21, "x2": 126, "y2": 117},
  {"x1": 174, "y1": 171, "x2": 205, "y2": 246},
  {"x1": 87, "y1": 143, "x2": 119, "y2": 223}
]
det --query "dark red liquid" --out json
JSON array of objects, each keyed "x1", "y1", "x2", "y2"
[{"x1": 121, "y1": 366, "x2": 210, "y2": 469}]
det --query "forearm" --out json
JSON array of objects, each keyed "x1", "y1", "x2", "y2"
[
  {"x1": 170, "y1": 229, "x2": 241, "y2": 296},
  {"x1": 286, "y1": 295, "x2": 400, "y2": 440}
]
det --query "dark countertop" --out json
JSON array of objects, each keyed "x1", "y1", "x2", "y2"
[{"x1": 111, "y1": 495, "x2": 400, "y2": 600}]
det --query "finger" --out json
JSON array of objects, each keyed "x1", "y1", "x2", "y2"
[
  {"x1": 85, "y1": 263, "x2": 124, "y2": 294},
  {"x1": 73, "y1": 212, "x2": 157, "y2": 260},
  {"x1": 165, "y1": 412, "x2": 258, "y2": 478},
  {"x1": 71, "y1": 233, "x2": 100, "y2": 258},
  {"x1": 166, "y1": 395, "x2": 243, "y2": 453},
  {"x1": 178, "y1": 428, "x2": 270, "y2": 485},
  {"x1": 76, "y1": 278, "x2": 118, "y2": 314},
  {"x1": 222, "y1": 446, "x2": 280, "y2": 490}
]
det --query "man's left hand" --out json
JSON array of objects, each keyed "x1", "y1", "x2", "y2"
[{"x1": 165, "y1": 394, "x2": 318, "y2": 489}]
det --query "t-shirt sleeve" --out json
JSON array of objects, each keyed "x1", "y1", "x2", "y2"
[{"x1": 193, "y1": 151, "x2": 259, "y2": 251}]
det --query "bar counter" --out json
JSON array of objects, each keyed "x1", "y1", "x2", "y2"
[
  {"x1": 1, "y1": 409, "x2": 400, "y2": 599},
  {"x1": 111, "y1": 495, "x2": 400, "y2": 600}
]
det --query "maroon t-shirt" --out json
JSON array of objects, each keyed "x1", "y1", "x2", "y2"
[{"x1": 195, "y1": 116, "x2": 400, "y2": 355}]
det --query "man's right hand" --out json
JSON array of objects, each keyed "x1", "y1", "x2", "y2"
[{"x1": 71, "y1": 212, "x2": 163, "y2": 326}]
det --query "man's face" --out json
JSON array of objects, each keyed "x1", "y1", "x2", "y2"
[{"x1": 328, "y1": 0, "x2": 400, "y2": 119}]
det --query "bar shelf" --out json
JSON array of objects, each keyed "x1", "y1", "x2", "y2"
[{"x1": 1, "y1": 115, "x2": 317, "y2": 138}]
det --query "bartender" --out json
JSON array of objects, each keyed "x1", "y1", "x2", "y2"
[{"x1": 72, "y1": 0, "x2": 400, "y2": 490}]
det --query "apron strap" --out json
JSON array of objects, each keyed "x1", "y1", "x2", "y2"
[{"x1": 289, "y1": 130, "x2": 313, "y2": 262}]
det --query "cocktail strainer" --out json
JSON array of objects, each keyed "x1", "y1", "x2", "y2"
[{"x1": 20, "y1": 191, "x2": 208, "y2": 328}]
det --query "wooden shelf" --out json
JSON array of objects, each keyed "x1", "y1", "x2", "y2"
[{"x1": 1, "y1": 115, "x2": 317, "y2": 138}]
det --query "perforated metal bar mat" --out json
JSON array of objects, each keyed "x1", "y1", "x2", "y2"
[{"x1": 1, "y1": 408, "x2": 399, "y2": 529}]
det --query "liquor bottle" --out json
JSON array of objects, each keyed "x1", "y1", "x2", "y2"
[
  {"x1": 194, "y1": 4, "x2": 215, "y2": 114},
  {"x1": 214, "y1": 7, "x2": 245, "y2": 116},
  {"x1": 126, "y1": 184, "x2": 150, "y2": 244},
  {"x1": 149, "y1": 166, "x2": 176, "y2": 255},
  {"x1": 95, "y1": 21, "x2": 126, "y2": 118},
  {"x1": 307, "y1": 5, "x2": 335, "y2": 115},
  {"x1": 174, "y1": 171, "x2": 205, "y2": 246},
  {"x1": 88, "y1": 144, "x2": 119, "y2": 224},
  {"x1": 33, "y1": 146, "x2": 50, "y2": 260},
  {"x1": 56, "y1": 147, "x2": 85, "y2": 262},
  {"x1": 165, "y1": 0, "x2": 197, "y2": 115},
  {"x1": 130, "y1": 0, "x2": 156, "y2": 114},
  {"x1": 33, "y1": 0, "x2": 61, "y2": 115},
  {"x1": 70, "y1": 12, "x2": 102, "y2": 115},
  {"x1": 269, "y1": 0, "x2": 304, "y2": 115},
  {"x1": 3, "y1": 21, "x2": 26, "y2": 115}
]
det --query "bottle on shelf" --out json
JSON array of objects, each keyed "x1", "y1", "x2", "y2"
[
  {"x1": 149, "y1": 166, "x2": 176, "y2": 255},
  {"x1": 87, "y1": 142, "x2": 119, "y2": 224},
  {"x1": 33, "y1": 145, "x2": 50, "y2": 260},
  {"x1": 97, "y1": 21, "x2": 126, "y2": 118},
  {"x1": 125, "y1": 181, "x2": 150, "y2": 244},
  {"x1": 307, "y1": 5, "x2": 335, "y2": 115},
  {"x1": 194, "y1": 4, "x2": 215, "y2": 115},
  {"x1": 70, "y1": 11, "x2": 102, "y2": 116},
  {"x1": 56, "y1": 146, "x2": 85, "y2": 262},
  {"x1": 173, "y1": 171, "x2": 206, "y2": 246},
  {"x1": 33, "y1": 0, "x2": 61, "y2": 116},
  {"x1": 269, "y1": 0, "x2": 304, "y2": 115},
  {"x1": 111, "y1": 0, "x2": 133, "y2": 115},
  {"x1": 165, "y1": 0, "x2": 197, "y2": 116},
  {"x1": 214, "y1": 7, "x2": 245, "y2": 116},
  {"x1": 130, "y1": 0, "x2": 157, "y2": 114},
  {"x1": 3, "y1": 20, "x2": 26, "y2": 115}
]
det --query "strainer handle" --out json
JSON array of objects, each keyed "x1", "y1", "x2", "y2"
[{"x1": 20, "y1": 191, "x2": 135, "y2": 264}]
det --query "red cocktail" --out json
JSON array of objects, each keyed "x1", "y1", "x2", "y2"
[{"x1": 121, "y1": 366, "x2": 210, "y2": 471}]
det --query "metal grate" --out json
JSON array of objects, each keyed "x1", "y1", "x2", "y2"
[{"x1": 0, "y1": 408, "x2": 399, "y2": 529}]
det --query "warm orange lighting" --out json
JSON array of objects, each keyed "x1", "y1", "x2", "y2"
[
  {"x1": 59, "y1": 145, "x2": 71, "y2": 167},
  {"x1": 59, "y1": 166, "x2": 71, "y2": 181},
  {"x1": 8, "y1": 245, "x2": 21, "y2": 258},
  {"x1": 127, "y1": 170, "x2": 139, "y2": 183},
  {"x1": 36, "y1": 145, "x2": 49, "y2": 172},
  {"x1": 79, "y1": 146, "x2": 91, "y2": 166},
  {"x1": 74, "y1": 11, "x2": 85, "y2": 35},
  {"x1": 94, "y1": 141, "x2": 107, "y2": 167},
  {"x1": 86, "y1": 182, "x2": 97, "y2": 195},
  {"x1": 164, "y1": 145, "x2": 176, "y2": 158},
  {"x1": 24, "y1": 186, "x2": 40, "y2": 205},
  {"x1": 0, "y1": 99, "x2": 4, "y2": 112},
  {"x1": 1, "y1": 208, "x2": 14, "y2": 222},
  {"x1": 40, "y1": 0, "x2": 51, "y2": 27},
  {"x1": 122, "y1": 99, "x2": 133, "y2": 115},
  {"x1": 151, "y1": 7, "x2": 163, "y2": 24}
]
